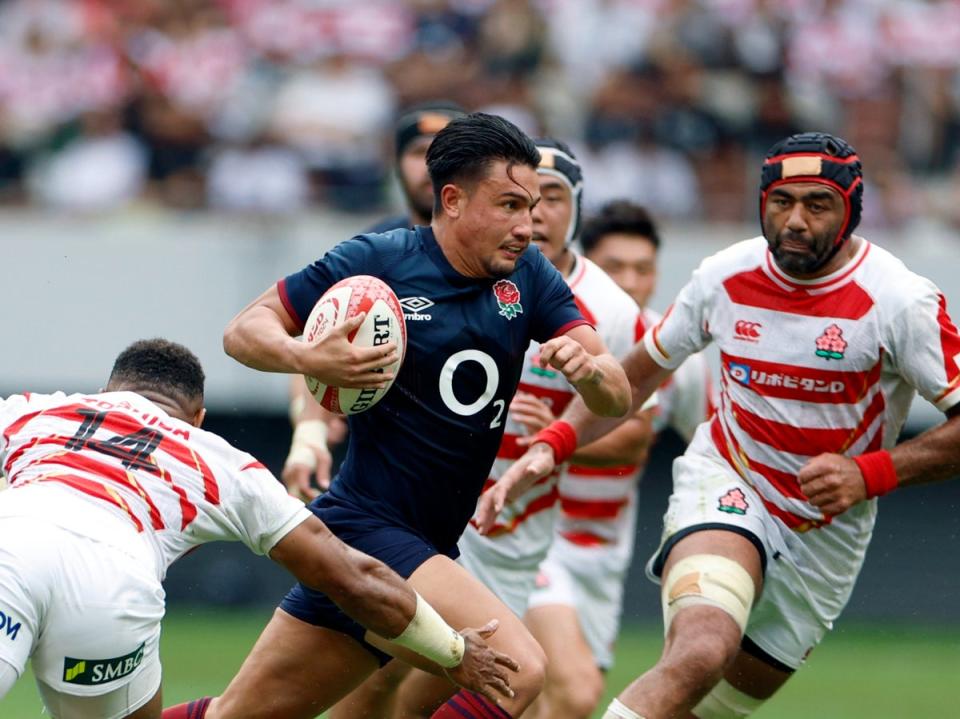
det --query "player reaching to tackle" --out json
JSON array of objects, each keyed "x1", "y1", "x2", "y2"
[
  {"x1": 481, "y1": 132, "x2": 960, "y2": 719},
  {"x1": 183, "y1": 113, "x2": 631, "y2": 719},
  {"x1": 523, "y1": 201, "x2": 715, "y2": 719},
  {"x1": 0, "y1": 339, "x2": 515, "y2": 719}
]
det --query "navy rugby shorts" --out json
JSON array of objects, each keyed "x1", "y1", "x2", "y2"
[{"x1": 279, "y1": 492, "x2": 447, "y2": 665}]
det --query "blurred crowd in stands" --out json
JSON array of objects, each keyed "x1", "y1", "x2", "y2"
[{"x1": 2, "y1": 0, "x2": 960, "y2": 233}]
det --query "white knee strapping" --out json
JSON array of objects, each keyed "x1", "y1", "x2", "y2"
[
  {"x1": 692, "y1": 679, "x2": 765, "y2": 719},
  {"x1": 602, "y1": 697, "x2": 646, "y2": 719},
  {"x1": 0, "y1": 659, "x2": 19, "y2": 700},
  {"x1": 662, "y1": 554, "x2": 755, "y2": 634}
]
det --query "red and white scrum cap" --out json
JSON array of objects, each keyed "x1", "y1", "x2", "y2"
[{"x1": 760, "y1": 132, "x2": 863, "y2": 247}]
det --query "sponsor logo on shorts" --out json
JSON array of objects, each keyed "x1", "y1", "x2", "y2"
[
  {"x1": 399, "y1": 296, "x2": 434, "y2": 321},
  {"x1": 62, "y1": 643, "x2": 145, "y2": 685},
  {"x1": 0, "y1": 609, "x2": 21, "y2": 641},
  {"x1": 718, "y1": 488, "x2": 749, "y2": 515},
  {"x1": 814, "y1": 323, "x2": 847, "y2": 361}
]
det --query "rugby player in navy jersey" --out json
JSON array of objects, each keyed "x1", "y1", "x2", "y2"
[
  {"x1": 282, "y1": 101, "x2": 465, "y2": 503},
  {"x1": 283, "y1": 99, "x2": 469, "y2": 719},
  {"x1": 181, "y1": 113, "x2": 631, "y2": 719}
]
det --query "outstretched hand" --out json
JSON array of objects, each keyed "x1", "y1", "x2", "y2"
[
  {"x1": 797, "y1": 453, "x2": 867, "y2": 516},
  {"x1": 509, "y1": 393, "x2": 555, "y2": 435},
  {"x1": 301, "y1": 312, "x2": 400, "y2": 389},
  {"x1": 444, "y1": 620, "x2": 520, "y2": 704},
  {"x1": 474, "y1": 443, "x2": 556, "y2": 534},
  {"x1": 281, "y1": 443, "x2": 330, "y2": 500}
]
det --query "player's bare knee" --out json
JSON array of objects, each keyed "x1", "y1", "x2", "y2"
[
  {"x1": 552, "y1": 666, "x2": 603, "y2": 718},
  {"x1": 511, "y1": 643, "x2": 547, "y2": 704}
]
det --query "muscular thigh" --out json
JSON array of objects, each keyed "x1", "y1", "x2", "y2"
[
  {"x1": 405, "y1": 555, "x2": 543, "y2": 666},
  {"x1": 211, "y1": 609, "x2": 380, "y2": 719}
]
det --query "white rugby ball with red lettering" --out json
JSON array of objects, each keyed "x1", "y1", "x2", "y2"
[{"x1": 301, "y1": 275, "x2": 406, "y2": 415}]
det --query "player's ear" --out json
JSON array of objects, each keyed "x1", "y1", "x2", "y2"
[
  {"x1": 191, "y1": 406, "x2": 206, "y2": 428},
  {"x1": 440, "y1": 183, "x2": 463, "y2": 219}
]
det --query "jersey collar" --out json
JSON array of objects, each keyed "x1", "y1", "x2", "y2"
[{"x1": 763, "y1": 236, "x2": 870, "y2": 294}]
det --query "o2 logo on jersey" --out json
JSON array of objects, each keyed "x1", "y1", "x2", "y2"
[
  {"x1": 728, "y1": 361, "x2": 751, "y2": 385},
  {"x1": 438, "y1": 350, "x2": 505, "y2": 428}
]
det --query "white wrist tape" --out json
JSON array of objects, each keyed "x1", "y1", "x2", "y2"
[
  {"x1": 392, "y1": 593, "x2": 465, "y2": 669},
  {"x1": 603, "y1": 698, "x2": 646, "y2": 719},
  {"x1": 285, "y1": 420, "x2": 329, "y2": 471},
  {"x1": 289, "y1": 394, "x2": 307, "y2": 424}
]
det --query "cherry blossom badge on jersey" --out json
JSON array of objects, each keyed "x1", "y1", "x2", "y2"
[
  {"x1": 718, "y1": 488, "x2": 749, "y2": 515},
  {"x1": 815, "y1": 323, "x2": 847, "y2": 361},
  {"x1": 493, "y1": 279, "x2": 523, "y2": 320}
]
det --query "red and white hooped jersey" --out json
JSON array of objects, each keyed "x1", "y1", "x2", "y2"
[
  {"x1": 0, "y1": 390, "x2": 309, "y2": 579},
  {"x1": 554, "y1": 306, "x2": 715, "y2": 560},
  {"x1": 644, "y1": 236, "x2": 960, "y2": 532},
  {"x1": 474, "y1": 253, "x2": 640, "y2": 564}
]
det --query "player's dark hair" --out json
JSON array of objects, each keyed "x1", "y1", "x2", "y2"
[
  {"x1": 108, "y1": 338, "x2": 205, "y2": 403},
  {"x1": 580, "y1": 200, "x2": 661, "y2": 254},
  {"x1": 426, "y1": 112, "x2": 540, "y2": 214}
]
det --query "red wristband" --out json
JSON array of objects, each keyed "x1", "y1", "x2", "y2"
[
  {"x1": 853, "y1": 450, "x2": 898, "y2": 498},
  {"x1": 532, "y1": 421, "x2": 578, "y2": 464}
]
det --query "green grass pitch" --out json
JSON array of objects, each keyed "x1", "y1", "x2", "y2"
[{"x1": 3, "y1": 608, "x2": 956, "y2": 717}]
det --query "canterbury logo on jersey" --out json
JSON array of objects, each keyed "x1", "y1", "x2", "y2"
[
  {"x1": 734, "y1": 320, "x2": 762, "y2": 341},
  {"x1": 63, "y1": 643, "x2": 145, "y2": 685},
  {"x1": 399, "y1": 297, "x2": 434, "y2": 321}
]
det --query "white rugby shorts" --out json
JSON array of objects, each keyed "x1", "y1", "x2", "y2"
[
  {"x1": 527, "y1": 537, "x2": 628, "y2": 669},
  {"x1": 646, "y1": 441, "x2": 875, "y2": 670},
  {"x1": 457, "y1": 522, "x2": 547, "y2": 617},
  {"x1": 0, "y1": 515, "x2": 164, "y2": 711}
]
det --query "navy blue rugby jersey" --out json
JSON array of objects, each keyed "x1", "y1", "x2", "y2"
[{"x1": 278, "y1": 226, "x2": 589, "y2": 553}]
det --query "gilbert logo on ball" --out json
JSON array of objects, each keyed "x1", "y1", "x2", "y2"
[{"x1": 302, "y1": 275, "x2": 407, "y2": 415}]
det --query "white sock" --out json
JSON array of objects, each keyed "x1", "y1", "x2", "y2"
[{"x1": 603, "y1": 697, "x2": 645, "y2": 719}]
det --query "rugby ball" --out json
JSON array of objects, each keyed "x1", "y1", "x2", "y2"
[{"x1": 301, "y1": 275, "x2": 406, "y2": 415}]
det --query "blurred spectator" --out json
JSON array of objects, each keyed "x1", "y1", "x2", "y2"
[
  {"x1": 0, "y1": 0, "x2": 956, "y2": 236},
  {"x1": 206, "y1": 137, "x2": 310, "y2": 213},
  {"x1": 268, "y1": 54, "x2": 394, "y2": 211},
  {"x1": 26, "y1": 109, "x2": 146, "y2": 211}
]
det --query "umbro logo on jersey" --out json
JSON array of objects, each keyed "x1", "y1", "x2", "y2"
[
  {"x1": 734, "y1": 320, "x2": 762, "y2": 342},
  {"x1": 399, "y1": 297, "x2": 434, "y2": 321}
]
